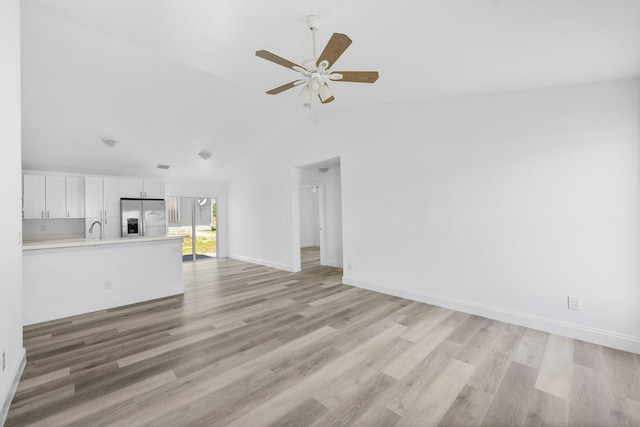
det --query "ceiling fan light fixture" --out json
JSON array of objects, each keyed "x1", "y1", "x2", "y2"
[
  {"x1": 309, "y1": 73, "x2": 323, "y2": 92},
  {"x1": 319, "y1": 83, "x2": 332, "y2": 100},
  {"x1": 299, "y1": 85, "x2": 312, "y2": 103}
]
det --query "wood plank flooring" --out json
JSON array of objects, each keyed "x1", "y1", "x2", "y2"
[{"x1": 7, "y1": 247, "x2": 640, "y2": 426}]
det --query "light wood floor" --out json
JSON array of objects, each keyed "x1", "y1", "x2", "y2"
[{"x1": 7, "y1": 247, "x2": 640, "y2": 426}]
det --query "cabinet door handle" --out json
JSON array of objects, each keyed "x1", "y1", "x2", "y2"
[
  {"x1": 68, "y1": 210, "x2": 70, "y2": 218},
  {"x1": 46, "y1": 211, "x2": 49, "y2": 218},
  {"x1": 105, "y1": 217, "x2": 108, "y2": 224},
  {"x1": 100, "y1": 210, "x2": 103, "y2": 217},
  {"x1": 104, "y1": 210, "x2": 107, "y2": 217},
  {"x1": 41, "y1": 211, "x2": 44, "y2": 218}
]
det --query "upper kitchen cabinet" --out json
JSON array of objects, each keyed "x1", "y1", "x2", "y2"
[
  {"x1": 85, "y1": 176, "x2": 120, "y2": 235},
  {"x1": 119, "y1": 179, "x2": 143, "y2": 198},
  {"x1": 143, "y1": 180, "x2": 165, "y2": 199},
  {"x1": 103, "y1": 178, "x2": 120, "y2": 218},
  {"x1": 66, "y1": 176, "x2": 85, "y2": 218},
  {"x1": 23, "y1": 174, "x2": 46, "y2": 219},
  {"x1": 45, "y1": 176, "x2": 66, "y2": 218},
  {"x1": 85, "y1": 176, "x2": 104, "y2": 218},
  {"x1": 120, "y1": 178, "x2": 164, "y2": 199},
  {"x1": 85, "y1": 176, "x2": 119, "y2": 217},
  {"x1": 23, "y1": 174, "x2": 83, "y2": 219}
]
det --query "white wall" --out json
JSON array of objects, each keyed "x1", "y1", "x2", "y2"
[
  {"x1": 228, "y1": 79, "x2": 640, "y2": 353},
  {"x1": 0, "y1": 0, "x2": 25, "y2": 422}
]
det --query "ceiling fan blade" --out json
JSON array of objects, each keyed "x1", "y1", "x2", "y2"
[
  {"x1": 331, "y1": 71, "x2": 379, "y2": 83},
  {"x1": 319, "y1": 94, "x2": 335, "y2": 104},
  {"x1": 316, "y1": 33, "x2": 352, "y2": 68},
  {"x1": 256, "y1": 50, "x2": 302, "y2": 70},
  {"x1": 266, "y1": 80, "x2": 305, "y2": 95}
]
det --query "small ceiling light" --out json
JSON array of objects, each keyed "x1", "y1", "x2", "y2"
[
  {"x1": 102, "y1": 137, "x2": 122, "y2": 148},
  {"x1": 318, "y1": 167, "x2": 330, "y2": 173},
  {"x1": 309, "y1": 73, "x2": 323, "y2": 92},
  {"x1": 157, "y1": 164, "x2": 170, "y2": 170},
  {"x1": 198, "y1": 150, "x2": 213, "y2": 160},
  {"x1": 299, "y1": 85, "x2": 312, "y2": 103}
]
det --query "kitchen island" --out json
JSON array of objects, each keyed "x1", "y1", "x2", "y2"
[{"x1": 23, "y1": 235, "x2": 185, "y2": 325}]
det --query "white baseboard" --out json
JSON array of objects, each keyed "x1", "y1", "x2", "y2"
[
  {"x1": 342, "y1": 275, "x2": 640, "y2": 355},
  {"x1": 229, "y1": 254, "x2": 297, "y2": 273},
  {"x1": 326, "y1": 259, "x2": 343, "y2": 268},
  {"x1": 0, "y1": 347, "x2": 26, "y2": 426}
]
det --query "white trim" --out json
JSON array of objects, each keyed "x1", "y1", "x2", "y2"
[
  {"x1": 342, "y1": 275, "x2": 640, "y2": 355},
  {"x1": 229, "y1": 254, "x2": 298, "y2": 273},
  {"x1": 327, "y1": 259, "x2": 343, "y2": 268},
  {"x1": 0, "y1": 347, "x2": 26, "y2": 426}
]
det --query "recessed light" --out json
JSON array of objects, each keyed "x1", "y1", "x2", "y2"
[
  {"x1": 102, "y1": 137, "x2": 122, "y2": 148},
  {"x1": 157, "y1": 164, "x2": 170, "y2": 170}
]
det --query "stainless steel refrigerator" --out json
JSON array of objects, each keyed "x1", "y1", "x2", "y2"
[{"x1": 120, "y1": 198, "x2": 167, "y2": 237}]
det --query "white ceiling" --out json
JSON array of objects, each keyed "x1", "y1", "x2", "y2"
[{"x1": 20, "y1": 0, "x2": 640, "y2": 182}]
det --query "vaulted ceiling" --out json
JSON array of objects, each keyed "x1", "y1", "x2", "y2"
[{"x1": 20, "y1": 0, "x2": 640, "y2": 182}]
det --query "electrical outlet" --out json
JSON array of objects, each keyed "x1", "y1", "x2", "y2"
[
  {"x1": 104, "y1": 280, "x2": 112, "y2": 290},
  {"x1": 347, "y1": 262, "x2": 353, "y2": 270},
  {"x1": 568, "y1": 296, "x2": 581, "y2": 311}
]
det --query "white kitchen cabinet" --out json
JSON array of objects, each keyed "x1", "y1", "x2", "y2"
[
  {"x1": 66, "y1": 176, "x2": 85, "y2": 218},
  {"x1": 120, "y1": 178, "x2": 164, "y2": 199},
  {"x1": 45, "y1": 176, "x2": 66, "y2": 218},
  {"x1": 120, "y1": 179, "x2": 143, "y2": 198},
  {"x1": 24, "y1": 174, "x2": 85, "y2": 219},
  {"x1": 84, "y1": 176, "x2": 104, "y2": 218},
  {"x1": 85, "y1": 177, "x2": 122, "y2": 239},
  {"x1": 86, "y1": 177, "x2": 120, "y2": 217},
  {"x1": 23, "y1": 175, "x2": 46, "y2": 219},
  {"x1": 143, "y1": 180, "x2": 165, "y2": 199},
  {"x1": 103, "y1": 178, "x2": 120, "y2": 218}
]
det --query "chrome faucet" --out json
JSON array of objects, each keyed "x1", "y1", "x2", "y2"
[{"x1": 88, "y1": 220, "x2": 103, "y2": 239}]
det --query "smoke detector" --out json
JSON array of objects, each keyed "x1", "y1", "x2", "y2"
[
  {"x1": 198, "y1": 150, "x2": 213, "y2": 160},
  {"x1": 102, "y1": 137, "x2": 122, "y2": 148}
]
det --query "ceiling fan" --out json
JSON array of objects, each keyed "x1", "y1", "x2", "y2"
[{"x1": 255, "y1": 15, "x2": 379, "y2": 105}]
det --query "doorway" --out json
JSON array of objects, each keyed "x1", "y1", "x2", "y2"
[
  {"x1": 167, "y1": 196, "x2": 218, "y2": 262},
  {"x1": 296, "y1": 157, "x2": 343, "y2": 271},
  {"x1": 299, "y1": 184, "x2": 325, "y2": 269}
]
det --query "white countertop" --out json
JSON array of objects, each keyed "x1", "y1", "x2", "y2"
[{"x1": 23, "y1": 235, "x2": 187, "y2": 251}]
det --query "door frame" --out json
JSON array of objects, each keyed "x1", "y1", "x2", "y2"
[{"x1": 167, "y1": 195, "x2": 218, "y2": 262}]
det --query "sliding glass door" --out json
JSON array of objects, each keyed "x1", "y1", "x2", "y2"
[{"x1": 167, "y1": 196, "x2": 217, "y2": 262}]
